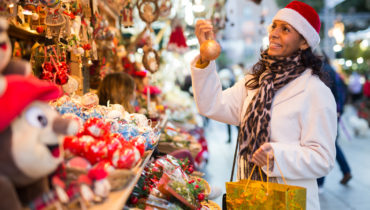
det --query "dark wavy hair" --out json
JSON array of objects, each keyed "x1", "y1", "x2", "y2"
[{"x1": 246, "y1": 47, "x2": 325, "y2": 89}]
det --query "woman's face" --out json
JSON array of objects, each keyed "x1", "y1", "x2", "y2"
[{"x1": 267, "y1": 20, "x2": 309, "y2": 57}]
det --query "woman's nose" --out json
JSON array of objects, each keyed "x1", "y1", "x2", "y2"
[{"x1": 269, "y1": 27, "x2": 280, "y2": 39}]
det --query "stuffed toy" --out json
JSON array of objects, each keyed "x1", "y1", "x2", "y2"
[
  {"x1": 0, "y1": 75, "x2": 79, "y2": 210},
  {"x1": 0, "y1": 16, "x2": 79, "y2": 209}
]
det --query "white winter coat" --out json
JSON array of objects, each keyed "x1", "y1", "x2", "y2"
[{"x1": 190, "y1": 57, "x2": 337, "y2": 210}]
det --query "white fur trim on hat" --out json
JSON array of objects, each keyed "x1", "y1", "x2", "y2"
[{"x1": 273, "y1": 8, "x2": 320, "y2": 49}]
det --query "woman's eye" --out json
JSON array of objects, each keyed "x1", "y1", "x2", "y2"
[{"x1": 283, "y1": 27, "x2": 290, "y2": 32}]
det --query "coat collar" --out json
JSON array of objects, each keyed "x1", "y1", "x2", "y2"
[{"x1": 273, "y1": 69, "x2": 312, "y2": 106}]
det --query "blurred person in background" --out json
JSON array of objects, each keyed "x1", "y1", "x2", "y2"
[
  {"x1": 348, "y1": 71, "x2": 363, "y2": 103},
  {"x1": 362, "y1": 74, "x2": 370, "y2": 99},
  {"x1": 317, "y1": 52, "x2": 352, "y2": 192},
  {"x1": 98, "y1": 72, "x2": 136, "y2": 113}
]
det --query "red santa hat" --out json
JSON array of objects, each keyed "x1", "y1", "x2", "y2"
[
  {"x1": 0, "y1": 75, "x2": 62, "y2": 132},
  {"x1": 272, "y1": 1, "x2": 320, "y2": 49}
]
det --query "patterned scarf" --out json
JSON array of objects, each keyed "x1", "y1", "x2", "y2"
[{"x1": 237, "y1": 50, "x2": 306, "y2": 181}]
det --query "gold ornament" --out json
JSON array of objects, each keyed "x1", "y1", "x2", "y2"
[{"x1": 200, "y1": 40, "x2": 221, "y2": 61}]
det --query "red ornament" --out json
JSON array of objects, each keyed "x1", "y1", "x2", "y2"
[
  {"x1": 83, "y1": 118, "x2": 111, "y2": 139},
  {"x1": 130, "y1": 136, "x2": 146, "y2": 156},
  {"x1": 88, "y1": 166, "x2": 108, "y2": 181},
  {"x1": 55, "y1": 70, "x2": 68, "y2": 85},
  {"x1": 76, "y1": 135, "x2": 95, "y2": 156},
  {"x1": 82, "y1": 44, "x2": 92, "y2": 51},
  {"x1": 63, "y1": 136, "x2": 84, "y2": 156},
  {"x1": 106, "y1": 135, "x2": 123, "y2": 158},
  {"x1": 36, "y1": 26, "x2": 44, "y2": 34},
  {"x1": 197, "y1": 193, "x2": 205, "y2": 201},
  {"x1": 130, "y1": 196, "x2": 138, "y2": 204},
  {"x1": 40, "y1": 70, "x2": 54, "y2": 81},
  {"x1": 111, "y1": 145, "x2": 140, "y2": 169},
  {"x1": 84, "y1": 140, "x2": 108, "y2": 164}
]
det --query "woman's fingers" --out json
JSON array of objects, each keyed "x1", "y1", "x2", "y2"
[
  {"x1": 252, "y1": 143, "x2": 274, "y2": 167},
  {"x1": 195, "y1": 19, "x2": 213, "y2": 45}
]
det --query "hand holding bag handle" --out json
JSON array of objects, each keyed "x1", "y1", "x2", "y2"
[{"x1": 223, "y1": 141, "x2": 287, "y2": 210}]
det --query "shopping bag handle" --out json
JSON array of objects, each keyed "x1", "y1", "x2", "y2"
[{"x1": 244, "y1": 153, "x2": 287, "y2": 191}]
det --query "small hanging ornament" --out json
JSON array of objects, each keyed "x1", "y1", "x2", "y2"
[
  {"x1": 137, "y1": 0, "x2": 159, "y2": 31},
  {"x1": 45, "y1": 8, "x2": 66, "y2": 40},
  {"x1": 167, "y1": 20, "x2": 188, "y2": 54},
  {"x1": 40, "y1": 46, "x2": 70, "y2": 85},
  {"x1": 121, "y1": 0, "x2": 134, "y2": 28},
  {"x1": 159, "y1": 0, "x2": 171, "y2": 18},
  {"x1": 200, "y1": 31, "x2": 221, "y2": 61},
  {"x1": 142, "y1": 45, "x2": 159, "y2": 74}
]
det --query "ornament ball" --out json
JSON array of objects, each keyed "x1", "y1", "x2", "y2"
[{"x1": 200, "y1": 40, "x2": 221, "y2": 61}]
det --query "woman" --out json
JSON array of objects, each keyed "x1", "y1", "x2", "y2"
[
  {"x1": 98, "y1": 72, "x2": 136, "y2": 113},
  {"x1": 191, "y1": 1, "x2": 336, "y2": 210}
]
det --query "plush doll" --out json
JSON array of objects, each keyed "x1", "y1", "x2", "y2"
[
  {"x1": 0, "y1": 75, "x2": 79, "y2": 210},
  {"x1": 0, "y1": 16, "x2": 80, "y2": 210}
]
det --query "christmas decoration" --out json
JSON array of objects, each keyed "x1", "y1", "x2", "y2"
[
  {"x1": 167, "y1": 20, "x2": 188, "y2": 53},
  {"x1": 200, "y1": 39, "x2": 221, "y2": 61},
  {"x1": 121, "y1": 0, "x2": 134, "y2": 28}
]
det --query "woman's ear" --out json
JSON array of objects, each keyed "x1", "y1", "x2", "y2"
[{"x1": 300, "y1": 39, "x2": 309, "y2": 50}]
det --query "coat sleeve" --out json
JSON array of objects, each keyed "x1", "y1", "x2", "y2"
[
  {"x1": 267, "y1": 79, "x2": 337, "y2": 180},
  {"x1": 190, "y1": 56, "x2": 247, "y2": 126}
]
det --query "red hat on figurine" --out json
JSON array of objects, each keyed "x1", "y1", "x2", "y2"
[
  {"x1": 0, "y1": 75, "x2": 62, "y2": 131},
  {"x1": 272, "y1": 1, "x2": 321, "y2": 49}
]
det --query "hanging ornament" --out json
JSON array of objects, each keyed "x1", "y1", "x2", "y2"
[
  {"x1": 40, "y1": 46, "x2": 70, "y2": 85},
  {"x1": 121, "y1": 0, "x2": 134, "y2": 28},
  {"x1": 200, "y1": 31, "x2": 221, "y2": 61},
  {"x1": 137, "y1": 0, "x2": 159, "y2": 30},
  {"x1": 158, "y1": 0, "x2": 171, "y2": 18},
  {"x1": 167, "y1": 19, "x2": 188, "y2": 54},
  {"x1": 142, "y1": 45, "x2": 160, "y2": 74},
  {"x1": 45, "y1": 8, "x2": 66, "y2": 40}
]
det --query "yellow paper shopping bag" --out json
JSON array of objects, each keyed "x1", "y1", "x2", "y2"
[{"x1": 225, "y1": 158, "x2": 306, "y2": 210}]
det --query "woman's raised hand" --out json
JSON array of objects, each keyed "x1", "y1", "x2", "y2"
[{"x1": 195, "y1": 19, "x2": 214, "y2": 46}]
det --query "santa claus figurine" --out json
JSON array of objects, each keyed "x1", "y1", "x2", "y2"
[{"x1": 167, "y1": 21, "x2": 188, "y2": 54}]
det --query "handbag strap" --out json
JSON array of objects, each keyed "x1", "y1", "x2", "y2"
[{"x1": 229, "y1": 135, "x2": 239, "y2": 182}]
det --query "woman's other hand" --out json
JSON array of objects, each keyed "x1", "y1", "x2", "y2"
[
  {"x1": 252, "y1": 143, "x2": 274, "y2": 169},
  {"x1": 195, "y1": 19, "x2": 213, "y2": 46}
]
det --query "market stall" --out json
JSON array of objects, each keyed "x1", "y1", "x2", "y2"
[{"x1": 0, "y1": 0, "x2": 225, "y2": 209}]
